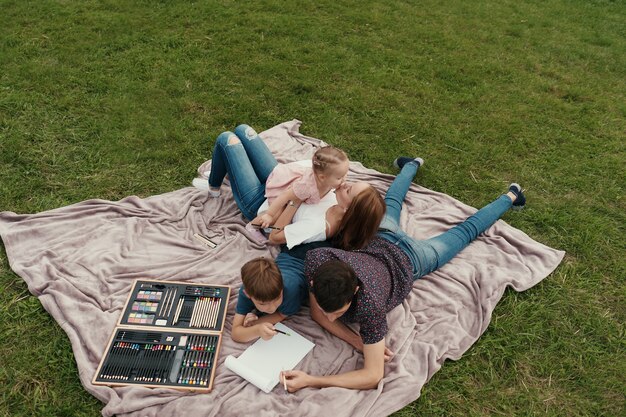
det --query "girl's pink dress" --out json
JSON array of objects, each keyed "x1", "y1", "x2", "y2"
[{"x1": 264, "y1": 161, "x2": 321, "y2": 204}]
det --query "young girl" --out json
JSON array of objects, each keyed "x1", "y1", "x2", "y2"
[{"x1": 251, "y1": 146, "x2": 350, "y2": 231}]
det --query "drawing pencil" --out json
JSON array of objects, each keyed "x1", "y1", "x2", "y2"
[
  {"x1": 193, "y1": 233, "x2": 217, "y2": 248},
  {"x1": 250, "y1": 223, "x2": 283, "y2": 230}
]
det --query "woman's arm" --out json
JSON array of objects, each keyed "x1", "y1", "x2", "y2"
[
  {"x1": 268, "y1": 198, "x2": 302, "y2": 244},
  {"x1": 254, "y1": 188, "x2": 301, "y2": 228}
]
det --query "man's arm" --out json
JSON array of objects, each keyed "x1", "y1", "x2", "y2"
[
  {"x1": 308, "y1": 292, "x2": 364, "y2": 350},
  {"x1": 283, "y1": 341, "x2": 386, "y2": 391},
  {"x1": 230, "y1": 312, "x2": 287, "y2": 343}
]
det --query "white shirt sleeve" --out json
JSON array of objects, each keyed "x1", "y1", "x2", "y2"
[
  {"x1": 283, "y1": 217, "x2": 327, "y2": 249},
  {"x1": 283, "y1": 192, "x2": 337, "y2": 249}
]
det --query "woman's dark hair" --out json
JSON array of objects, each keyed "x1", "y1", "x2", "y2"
[
  {"x1": 311, "y1": 260, "x2": 358, "y2": 312},
  {"x1": 334, "y1": 185, "x2": 385, "y2": 251}
]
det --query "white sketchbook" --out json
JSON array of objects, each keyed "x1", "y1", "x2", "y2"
[{"x1": 225, "y1": 323, "x2": 315, "y2": 393}]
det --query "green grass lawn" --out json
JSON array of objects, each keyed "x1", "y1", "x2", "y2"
[{"x1": 1, "y1": 1, "x2": 624, "y2": 416}]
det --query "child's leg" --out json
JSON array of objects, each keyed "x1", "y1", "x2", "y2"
[
  {"x1": 379, "y1": 160, "x2": 421, "y2": 231},
  {"x1": 233, "y1": 125, "x2": 278, "y2": 184},
  {"x1": 423, "y1": 194, "x2": 514, "y2": 271},
  {"x1": 208, "y1": 132, "x2": 267, "y2": 220}
]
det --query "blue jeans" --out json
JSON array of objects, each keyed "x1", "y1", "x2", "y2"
[
  {"x1": 378, "y1": 162, "x2": 513, "y2": 279},
  {"x1": 208, "y1": 124, "x2": 277, "y2": 220}
]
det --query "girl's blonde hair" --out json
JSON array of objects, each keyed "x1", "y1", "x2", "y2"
[{"x1": 312, "y1": 146, "x2": 348, "y2": 174}]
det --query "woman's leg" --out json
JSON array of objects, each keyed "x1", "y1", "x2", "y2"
[
  {"x1": 422, "y1": 192, "x2": 516, "y2": 271},
  {"x1": 379, "y1": 158, "x2": 422, "y2": 231},
  {"x1": 208, "y1": 131, "x2": 267, "y2": 220},
  {"x1": 233, "y1": 124, "x2": 278, "y2": 184},
  {"x1": 379, "y1": 185, "x2": 523, "y2": 279}
]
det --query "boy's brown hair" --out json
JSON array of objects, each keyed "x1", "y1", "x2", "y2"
[{"x1": 241, "y1": 257, "x2": 283, "y2": 302}]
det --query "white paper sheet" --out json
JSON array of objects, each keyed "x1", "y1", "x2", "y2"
[{"x1": 225, "y1": 323, "x2": 315, "y2": 393}]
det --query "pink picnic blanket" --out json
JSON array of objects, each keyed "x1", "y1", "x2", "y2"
[{"x1": 0, "y1": 120, "x2": 564, "y2": 417}]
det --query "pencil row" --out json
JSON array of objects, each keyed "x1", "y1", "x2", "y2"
[
  {"x1": 177, "y1": 366, "x2": 212, "y2": 386},
  {"x1": 182, "y1": 350, "x2": 214, "y2": 368},
  {"x1": 157, "y1": 287, "x2": 177, "y2": 318},
  {"x1": 172, "y1": 296, "x2": 222, "y2": 328},
  {"x1": 185, "y1": 286, "x2": 222, "y2": 297},
  {"x1": 185, "y1": 334, "x2": 217, "y2": 351},
  {"x1": 190, "y1": 297, "x2": 222, "y2": 328},
  {"x1": 118, "y1": 330, "x2": 162, "y2": 343},
  {"x1": 98, "y1": 342, "x2": 176, "y2": 382}
]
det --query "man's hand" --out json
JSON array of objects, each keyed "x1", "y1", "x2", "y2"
[
  {"x1": 278, "y1": 341, "x2": 386, "y2": 391},
  {"x1": 281, "y1": 370, "x2": 311, "y2": 392},
  {"x1": 243, "y1": 312, "x2": 258, "y2": 327},
  {"x1": 384, "y1": 346, "x2": 395, "y2": 362}
]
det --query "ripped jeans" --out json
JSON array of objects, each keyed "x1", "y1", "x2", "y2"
[
  {"x1": 208, "y1": 124, "x2": 277, "y2": 220},
  {"x1": 378, "y1": 162, "x2": 513, "y2": 280}
]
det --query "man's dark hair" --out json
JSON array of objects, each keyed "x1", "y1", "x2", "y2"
[{"x1": 311, "y1": 260, "x2": 358, "y2": 312}]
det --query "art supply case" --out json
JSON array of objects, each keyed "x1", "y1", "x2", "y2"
[
  {"x1": 118, "y1": 280, "x2": 229, "y2": 331},
  {"x1": 93, "y1": 279, "x2": 231, "y2": 392}
]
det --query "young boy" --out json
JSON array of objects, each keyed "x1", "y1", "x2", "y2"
[{"x1": 231, "y1": 252, "x2": 307, "y2": 343}]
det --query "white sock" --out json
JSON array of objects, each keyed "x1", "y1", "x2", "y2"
[{"x1": 193, "y1": 178, "x2": 222, "y2": 198}]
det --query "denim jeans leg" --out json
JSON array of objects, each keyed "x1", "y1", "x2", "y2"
[
  {"x1": 233, "y1": 124, "x2": 278, "y2": 184},
  {"x1": 208, "y1": 131, "x2": 234, "y2": 188},
  {"x1": 208, "y1": 131, "x2": 267, "y2": 220},
  {"x1": 380, "y1": 162, "x2": 419, "y2": 229},
  {"x1": 423, "y1": 194, "x2": 513, "y2": 270}
]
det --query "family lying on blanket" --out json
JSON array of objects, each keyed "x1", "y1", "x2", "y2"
[{"x1": 195, "y1": 124, "x2": 526, "y2": 392}]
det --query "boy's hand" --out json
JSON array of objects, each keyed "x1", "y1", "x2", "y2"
[
  {"x1": 243, "y1": 312, "x2": 259, "y2": 327},
  {"x1": 258, "y1": 322, "x2": 277, "y2": 340}
]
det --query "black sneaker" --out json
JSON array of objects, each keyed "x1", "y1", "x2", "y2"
[
  {"x1": 393, "y1": 157, "x2": 424, "y2": 170},
  {"x1": 508, "y1": 183, "x2": 526, "y2": 210}
]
